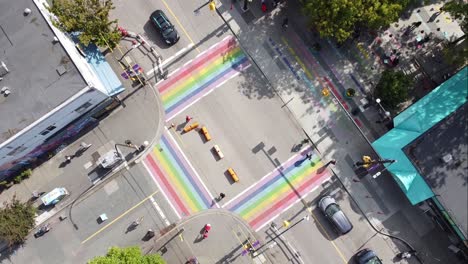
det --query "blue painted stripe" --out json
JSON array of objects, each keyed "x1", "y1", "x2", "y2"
[
  {"x1": 165, "y1": 57, "x2": 249, "y2": 114},
  {"x1": 227, "y1": 153, "x2": 319, "y2": 212},
  {"x1": 161, "y1": 136, "x2": 211, "y2": 208}
]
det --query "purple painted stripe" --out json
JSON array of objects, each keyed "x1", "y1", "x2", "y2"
[
  {"x1": 225, "y1": 147, "x2": 312, "y2": 210},
  {"x1": 163, "y1": 131, "x2": 213, "y2": 205},
  {"x1": 166, "y1": 59, "x2": 250, "y2": 121}
]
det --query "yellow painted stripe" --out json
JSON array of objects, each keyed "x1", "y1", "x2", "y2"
[{"x1": 81, "y1": 190, "x2": 159, "y2": 244}]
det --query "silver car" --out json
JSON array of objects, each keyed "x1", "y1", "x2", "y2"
[{"x1": 318, "y1": 196, "x2": 353, "y2": 235}]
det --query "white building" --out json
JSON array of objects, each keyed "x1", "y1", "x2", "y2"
[{"x1": 0, "y1": 0, "x2": 124, "y2": 180}]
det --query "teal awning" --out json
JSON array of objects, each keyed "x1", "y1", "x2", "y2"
[{"x1": 372, "y1": 67, "x2": 467, "y2": 205}]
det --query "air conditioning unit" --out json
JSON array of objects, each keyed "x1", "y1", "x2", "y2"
[{"x1": 0, "y1": 61, "x2": 9, "y2": 77}]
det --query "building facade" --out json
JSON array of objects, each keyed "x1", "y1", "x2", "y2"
[{"x1": 0, "y1": 0, "x2": 124, "y2": 180}]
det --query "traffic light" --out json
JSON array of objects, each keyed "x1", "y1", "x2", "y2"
[{"x1": 209, "y1": 1, "x2": 216, "y2": 11}]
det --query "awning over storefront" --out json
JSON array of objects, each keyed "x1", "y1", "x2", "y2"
[{"x1": 372, "y1": 67, "x2": 467, "y2": 205}]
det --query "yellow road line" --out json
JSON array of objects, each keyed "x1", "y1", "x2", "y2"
[
  {"x1": 81, "y1": 190, "x2": 159, "y2": 244},
  {"x1": 160, "y1": 0, "x2": 200, "y2": 53},
  {"x1": 309, "y1": 211, "x2": 348, "y2": 263}
]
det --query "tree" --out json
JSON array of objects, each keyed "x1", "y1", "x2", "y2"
[
  {"x1": 302, "y1": 0, "x2": 409, "y2": 42},
  {"x1": 375, "y1": 70, "x2": 413, "y2": 110},
  {"x1": 441, "y1": 1, "x2": 468, "y2": 33},
  {"x1": 442, "y1": 40, "x2": 468, "y2": 68},
  {"x1": 88, "y1": 246, "x2": 166, "y2": 264},
  {"x1": 0, "y1": 195, "x2": 36, "y2": 247},
  {"x1": 47, "y1": 0, "x2": 121, "y2": 48}
]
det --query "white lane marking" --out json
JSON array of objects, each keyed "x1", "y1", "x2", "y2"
[
  {"x1": 146, "y1": 43, "x2": 195, "y2": 77},
  {"x1": 271, "y1": 223, "x2": 305, "y2": 264},
  {"x1": 183, "y1": 58, "x2": 194, "y2": 67},
  {"x1": 165, "y1": 70, "x2": 243, "y2": 122},
  {"x1": 150, "y1": 196, "x2": 171, "y2": 226},
  {"x1": 165, "y1": 131, "x2": 218, "y2": 207},
  {"x1": 214, "y1": 65, "x2": 251, "y2": 88},
  {"x1": 142, "y1": 160, "x2": 182, "y2": 220},
  {"x1": 222, "y1": 145, "x2": 311, "y2": 208},
  {"x1": 254, "y1": 184, "x2": 322, "y2": 232}
]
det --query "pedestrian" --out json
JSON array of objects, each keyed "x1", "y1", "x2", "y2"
[
  {"x1": 169, "y1": 123, "x2": 176, "y2": 129},
  {"x1": 282, "y1": 18, "x2": 288, "y2": 28},
  {"x1": 186, "y1": 115, "x2": 192, "y2": 123},
  {"x1": 306, "y1": 153, "x2": 312, "y2": 160},
  {"x1": 261, "y1": 0, "x2": 267, "y2": 13},
  {"x1": 65, "y1": 155, "x2": 72, "y2": 162},
  {"x1": 219, "y1": 193, "x2": 226, "y2": 199}
]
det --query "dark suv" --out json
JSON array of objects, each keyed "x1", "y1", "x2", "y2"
[
  {"x1": 318, "y1": 195, "x2": 353, "y2": 235},
  {"x1": 150, "y1": 10, "x2": 179, "y2": 45},
  {"x1": 355, "y1": 248, "x2": 383, "y2": 264}
]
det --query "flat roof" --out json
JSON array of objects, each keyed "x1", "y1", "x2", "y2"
[
  {"x1": 0, "y1": 0, "x2": 86, "y2": 144},
  {"x1": 405, "y1": 103, "x2": 468, "y2": 239}
]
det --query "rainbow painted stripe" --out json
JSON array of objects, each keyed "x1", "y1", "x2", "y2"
[
  {"x1": 224, "y1": 147, "x2": 331, "y2": 231},
  {"x1": 159, "y1": 36, "x2": 251, "y2": 121},
  {"x1": 143, "y1": 131, "x2": 214, "y2": 218}
]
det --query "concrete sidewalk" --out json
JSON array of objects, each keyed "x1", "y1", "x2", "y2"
[
  {"x1": 216, "y1": 0, "x2": 462, "y2": 263},
  {"x1": 146, "y1": 209, "x2": 285, "y2": 264},
  {"x1": 0, "y1": 46, "x2": 164, "y2": 230}
]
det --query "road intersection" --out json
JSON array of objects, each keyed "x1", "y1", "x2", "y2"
[{"x1": 1, "y1": 0, "x2": 460, "y2": 264}]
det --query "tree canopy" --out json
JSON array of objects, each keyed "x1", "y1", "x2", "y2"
[
  {"x1": 302, "y1": 0, "x2": 410, "y2": 42},
  {"x1": 47, "y1": 0, "x2": 121, "y2": 48},
  {"x1": 441, "y1": 0, "x2": 468, "y2": 33},
  {"x1": 0, "y1": 195, "x2": 36, "y2": 247},
  {"x1": 88, "y1": 246, "x2": 166, "y2": 264},
  {"x1": 375, "y1": 70, "x2": 412, "y2": 110}
]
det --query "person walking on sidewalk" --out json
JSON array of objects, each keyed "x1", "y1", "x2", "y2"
[
  {"x1": 219, "y1": 193, "x2": 226, "y2": 200},
  {"x1": 261, "y1": 0, "x2": 267, "y2": 12},
  {"x1": 186, "y1": 115, "x2": 192, "y2": 123},
  {"x1": 282, "y1": 18, "x2": 289, "y2": 28}
]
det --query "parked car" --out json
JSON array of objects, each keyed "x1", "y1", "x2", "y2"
[
  {"x1": 41, "y1": 187, "x2": 69, "y2": 206},
  {"x1": 355, "y1": 248, "x2": 383, "y2": 264},
  {"x1": 150, "y1": 10, "x2": 179, "y2": 45},
  {"x1": 318, "y1": 195, "x2": 353, "y2": 235}
]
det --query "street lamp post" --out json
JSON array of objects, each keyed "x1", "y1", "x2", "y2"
[
  {"x1": 375, "y1": 98, "x2": 391, "y2": 120},
  {"x1": 253, "y1": 215, "x2": 310, "y2": 255}
]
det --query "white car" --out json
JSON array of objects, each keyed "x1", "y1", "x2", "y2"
[{"x1": 41, "y1": 187, "x2": 69, "y2": 206}]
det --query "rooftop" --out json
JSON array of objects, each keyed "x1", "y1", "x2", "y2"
[
  {"x1": 405, "y1": 103, "x2": 468, "y2": 239},
  {"x1": 0, "y1": 0, "x2": 87, "y2": 144}
]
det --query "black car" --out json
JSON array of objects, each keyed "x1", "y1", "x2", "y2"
[
  {"x1": 318, "y1": 195, "x2": 353, "y2": 235},
  {"x1": 355, "y1": 248, "x2": 383, "y2": 264},
  {"x1": 150, "y1": 10, "x2": 179, "y2": 45}
]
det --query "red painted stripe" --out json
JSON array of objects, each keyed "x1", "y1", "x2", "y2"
[
  {"x1": 249, "y1": 170, "x2": 329, "y2": 228},
  {"x1": 158, "y1": 37, "x2": 236, "y2": 93},
  {"x1": 354, "y1": 118, "x2": 362, "y2": 127},
  {"x1": 323, "y1": 77, "x2": 349, "y2": 110},
  {"x1": 145, "y1": 155, "x2": 190, "y2": 216}
]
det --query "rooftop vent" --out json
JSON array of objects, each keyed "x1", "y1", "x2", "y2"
[
  {"x1": 0, "y1": 61, "x2": 9, "y2": 77},
  {"x1": 1, "y1": 86, "x2": 11, "y2": 97},
  {"x1": 24, "y1": 8, "x2": 32, "y2": 16}
]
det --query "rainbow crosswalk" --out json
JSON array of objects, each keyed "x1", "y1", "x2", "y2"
[
  {"x1": 158, "y1": 36, "x2": 251, "y2": 121},
  {"x1": 224, "y1": 147, "x2": 331, "y2": 231},
  {"x1": 145, "y1": 36, "x2": 331, "y2": 228},
  {"x1": 143, "y1": 131, "x2": 215, "y2": 218}
]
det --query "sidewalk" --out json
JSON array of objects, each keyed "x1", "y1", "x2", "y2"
[
  {"x1": 0, "y1": 45, "x2": 164, "y2": 229},
  {"x1": 146, "y1": 209, "x2": 286, "y2": 264},
  {"x1": 217, "y1": 0, "x2": 462, "y2": 263}
]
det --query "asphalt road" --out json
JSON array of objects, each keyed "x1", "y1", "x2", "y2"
[{"x1": 1, "y1": 1, "x2": 416, "y2": 264}]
